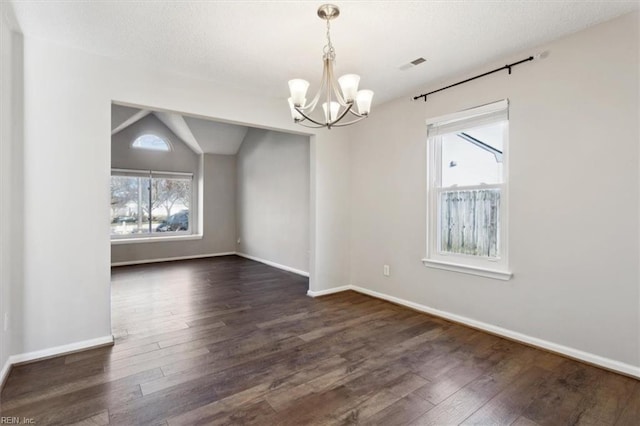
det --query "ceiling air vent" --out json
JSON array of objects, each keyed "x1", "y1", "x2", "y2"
[{"x1": 399, "y1": 57, "x2": 426, "y2": 71}]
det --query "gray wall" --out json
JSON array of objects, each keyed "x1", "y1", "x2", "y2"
[
  {"x1": 236, "y1": 128, "x2": 310, "y2": 273},
  {"x1": 348, "y1": 12, "x2": 639, "y2": 368},
  {"x1": 111, "y1": 113, "x2": 199, "y2": 173},
  {"x1": 110, "y1": 115, "x2": 237, "y2": 263}
]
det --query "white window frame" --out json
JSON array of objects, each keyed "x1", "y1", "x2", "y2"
[
  {"x1": 110, "y1": 168, "x2": 197, "y2": 243},
  {"x1": 423, "y1": 100, "x2": 512, "y2": 280},
  {"x1": 131, "y1": 134, "x2": 173, "y2": 152}
]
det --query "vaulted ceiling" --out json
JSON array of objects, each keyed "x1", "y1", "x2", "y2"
[
  {"x1": 7, "y1": 1, "x2": 638, "y2": 106},
  {"x1": 111, "y1": 104, "x2": 249, "y2": 155}
]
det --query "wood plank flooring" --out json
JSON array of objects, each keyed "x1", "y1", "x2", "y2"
[{"x1": 1, "y1": 255, "x2": 638, "y2": 425}]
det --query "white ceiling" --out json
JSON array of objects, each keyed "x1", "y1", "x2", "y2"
[
  {"x1": 8, "y1": 1, "x2": 639, "y2": 105},
  {"x1": 111, "y1": 104, "x2": 249, "y2": 155}
]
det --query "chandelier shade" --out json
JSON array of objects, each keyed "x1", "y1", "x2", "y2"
[
  {"x1": 288, "y1": 79, "x2": 309, "y2": 107},
  {"x1": 338, "y1": 74, "x2": 360, "y2": 102},
  {"x1": 356, "y1": 90, "x2": 374, "y2": 115},
  {"x1": 287, "y1": 4, "x2": 374, "y2": 129}
]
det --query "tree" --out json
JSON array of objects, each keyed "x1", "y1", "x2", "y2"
[
  {"x1": 110, "y1": 176, "x2": 139, "y2": 218},
  {"x1": 151, "y1": 178, "x2": 191, "y2": 218}
]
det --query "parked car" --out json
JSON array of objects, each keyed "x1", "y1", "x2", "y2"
[
  {"x1": 111, "y1": 216, "x2": 137, "y2": 224},
  {"x1": 156, "y1": 211, "x2": 189, "y2": 232}
]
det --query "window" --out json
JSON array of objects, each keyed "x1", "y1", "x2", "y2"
[
  {"x1": 132, "y1": 134, "x2": 171, "y2": 151},
  {"x1": 110, "y1": 169, "x2": 193, "y2": 239},
  {"x1": 424, "y1": 100, "x2": 511, "y2": 280}
]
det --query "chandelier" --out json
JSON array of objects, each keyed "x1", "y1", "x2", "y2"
[{"x1": 287, "y1": 4, "x2": 374, "y2": 129}]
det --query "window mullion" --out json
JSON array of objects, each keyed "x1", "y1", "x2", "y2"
[
  {"x1": 148, "y1": 174, "x2": 153, "y2": 234},
  {"x1": 137, "y1": 177, "x2": 144, "y2": 232}
]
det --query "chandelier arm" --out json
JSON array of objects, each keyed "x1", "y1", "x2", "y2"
[
  {"x1": 326, "y1": 61, "x2": 332, "y2": 123},
  {"x1": 332, "y1": 87, "x2": 349, "y2": 107},
  {"x1": 298, "y1": 58, "x2": 330, "y2": 113},
  {"x1": 327, "y1": 60, "x2": 347, "y2": 107},
  {"x1": 294, "y1": 106, "x2": 329, "y2": 127},
  {"x1": 330, "y1": 115, "x2": 369, "y2": 127},
  {"x1": 327, "y1": 59, "x2": 348, "y2": 106},
  {"x1": 301, "y1": 88, "x2": 321, "y2": 112},
  {"x1": 347, "y1": 108, "x2": 366, "y2": 118},
  {"x1": 328, "y1": 102, "x2": 354, "y2": 127},
  {"x1": 313, "y1": 59, "x2": 331, "y2": 111},
  {"x1": 295, "y1": 121, "x2": 329, "y2": 129}
]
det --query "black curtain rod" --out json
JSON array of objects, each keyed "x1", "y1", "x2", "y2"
[{"x1": 413, "y1": 55, "x2": 535, "y2": 102}]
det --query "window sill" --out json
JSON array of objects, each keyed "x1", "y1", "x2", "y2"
[
  {"x1": 422, "y1": 258, "x2": 512, "y2": 281},
  {"x1": 111, "y1": 234, "x2": 203, "y2": 245}
]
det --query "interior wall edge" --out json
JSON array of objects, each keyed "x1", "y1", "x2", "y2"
[
  {"x1": 307, "y1": 286, "x2": 351, "y2": 297},
  {"x1": 236, "y1": 252, "x2": 309, "y2": 277},
  {"x1": 0, "y1": 357, "x2": 11, "y2": 392}
]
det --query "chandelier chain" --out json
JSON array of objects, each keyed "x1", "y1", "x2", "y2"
[{"x1": 323, "y1": 19, "x2": 336, "y2": 60}]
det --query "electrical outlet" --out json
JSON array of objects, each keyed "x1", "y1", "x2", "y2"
[
  {"x1": 237, "y1": 238, "x2": 241, "y2": 244},
  {"x1": 383, "y1": 265, "x2": 390, "y2": 277},
  {"x1": 4, "y1": 312, "x2": 9, "y2": 331}
]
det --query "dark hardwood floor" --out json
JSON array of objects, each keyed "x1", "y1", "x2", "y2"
[{"x1": 1, "y1": 255, "x2": 638, "y2": 425}]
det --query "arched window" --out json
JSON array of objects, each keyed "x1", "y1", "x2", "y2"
[{"x1": 132, "y1": 134, "x2": 170, "y2": 151}]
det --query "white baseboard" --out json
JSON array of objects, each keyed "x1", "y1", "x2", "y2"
[
  {"x1": 236, "y1": 252, "x2": 309, "y2": 277},
  {"x1": 307, "y1": 286, "x2": 351, "y2": 297},
  {"x1": 313, "y1": 284, "x2": 640, "y2": 379},
  {"x1": 111, "y1": 252, "x2": 236, "y2": 267},
  {"x1": 0, "y1": 334, "x2": 114, "y2": 391},
  {"x1": 9, "y1": 335, "x2": 114, "y2": 366}
]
